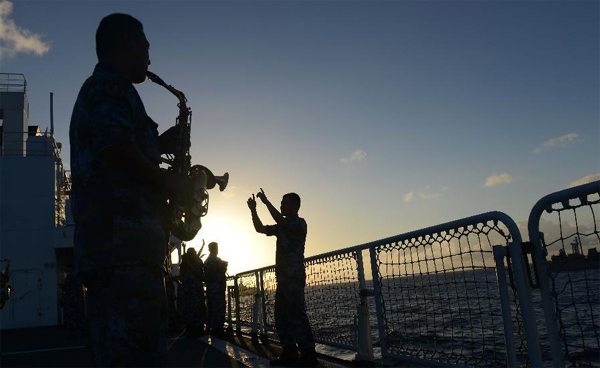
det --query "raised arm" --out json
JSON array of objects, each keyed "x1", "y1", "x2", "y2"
[
  {"x1": 247, "y1": 194, "x2": 267, "y2": 234},
  {"x1": 257, "y1": 188, "x2": 288, "y2": 227}
]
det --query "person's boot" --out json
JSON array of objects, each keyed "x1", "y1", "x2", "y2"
[
  {"x1": 296, "y1": 348, "x2": 318, "y2": 367},
  {"x1": 270, "y1": 346, "x2": 298, "y2": 366}
]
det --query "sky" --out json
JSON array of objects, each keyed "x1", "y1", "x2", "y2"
[{"x1": 0, "y1": 0, "x2": 598, "y2": 275}]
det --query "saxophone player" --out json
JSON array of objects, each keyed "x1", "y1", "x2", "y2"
[{"x1": 69, "y1": 13, "x2": 190, "y2": 366}]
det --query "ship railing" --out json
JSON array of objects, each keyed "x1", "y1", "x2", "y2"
[
  {"x1": 368, "y1": 211, "x2": 540, "y2": 368},
  {"x1": 228, "y1": 183, "x2": 600, "y2": 367},
  {"x1": 229, "y1": 212, "x2": 543, "y2": 367},
  {"x1": 527, "y1": 181, "x2": 600, "y2": 368}
]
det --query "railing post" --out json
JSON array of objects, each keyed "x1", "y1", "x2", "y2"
[
  {"x1": 227, "y1": 285, "x2": 234, "y2": 333},
  {"x1": 493, "y1": 245, "x2": 518, "y2": 368},
  {"x1": 529, "y1": 232, "x2": 565, "y2": 368},
  {"x1": 234, "y1": 276, "x2": 241, "y2": 333},
  {"x1": 369, "y1": 245, "x2": 387, "y2": 357},
  {"x1": 251, "y1": 271, "x2": 260, "y2": 337},
  {"x1": 355, "y1": 251, "x2": 374, "y2": 362},
  {"x1": 507, "y1": 240, "x2": 543, "y2": 367},
  {"x1": 259, "y1": 270, "x2": 268, "y2": 340}
]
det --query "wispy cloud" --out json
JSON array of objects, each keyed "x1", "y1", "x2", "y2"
[
  {"x1": 484, "y1": 173, "x2": 514, "y2": 187},
  {"x1": 221, "y1": 185, "x2": 240, "y2": 199},
  {"x1": 534, "y1": 133, "x2": 578, "y2": 154},
  {"x1": 403, "y1": 186, "x2": 448, "y2": 202},
  {"x1": 341, "y1": 149, "x2": 367, "y2": 165},
  {"x1": 403, "y1": 191, "x2": 415, "y2": 202},
  {"x1": 569, "y1": 173, "x2": 600, "y2": 188},
  {"x1": 420, "y1": 186, "x2": 449, "y2": 200},
  {"x1": 0, "y1": 1, "x2": 50, "y2": 60}
]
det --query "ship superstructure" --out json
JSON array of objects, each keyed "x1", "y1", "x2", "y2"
[{"x1": 0, "y1": 73, "x2": 73, "y2": 330}]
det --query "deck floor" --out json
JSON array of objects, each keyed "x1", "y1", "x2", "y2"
[{"x1": 0, "y1": 326, "x2": 358, "y2": 367}]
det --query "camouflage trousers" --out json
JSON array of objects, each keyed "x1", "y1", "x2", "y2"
[
  {"x1": 178, "y1": 276, "x2": 206, "y2": 331},
  {"x1": 82, "y1": 266, "x2": 167, "y2": 367},
  {"x1": 206, "y1": 281, "x2": 226, "y2": 330},
  {"x1": 275, "y1": 281, "x2": 315, "y2": 350}
]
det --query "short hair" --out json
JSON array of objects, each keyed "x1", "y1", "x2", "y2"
[
  {"x1": 208, "y1": 242, "x2": 218, "y2": 253},
  {"x1": 283, "y1": 192, "x2": 301, "y2": 210},
  {"x1": 96, "y1": 13, "x2": 143, "y2": 60}
]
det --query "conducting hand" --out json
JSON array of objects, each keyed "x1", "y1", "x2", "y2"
[
  {"x1": 257, "y1": 188, "x2": 268, "y2": 204},
  {"x1": 247, "y1": 194, "x2": 257, "y2": 210}
]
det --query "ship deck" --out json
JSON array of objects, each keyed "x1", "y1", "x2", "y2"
[{"x1": 0, "y1": 326, "x2": 365, "y2": 367}]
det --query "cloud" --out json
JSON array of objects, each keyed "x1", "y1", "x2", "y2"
[
  {"x1": 221, "y1": 185, "x2": 239, "y2": 199},
  {"x1": 403, "y1": 186, "x2": 448, "y2": 202},
  {"x1": 403, "y1": 192, "x2": 415, "y2": 202},
  {"x1": 569, "y1": 173, "x2": 600, "y2": 188},
  {"x1": 0, "y1": 1, "x2": 50, "y2": 60},
  {"x1": 484, "y1": 173, "x2": 514, "y2": 187},
  {"x1": 534, "y1": 133, "x2": 578, "y2": 153},
  {"x1": 341, "y1": 149, "x2": 367, "y2": 165}
]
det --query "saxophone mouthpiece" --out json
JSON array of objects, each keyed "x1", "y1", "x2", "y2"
[{"x1": 146, "y1": 71, "x2": 166, "y2": 86}]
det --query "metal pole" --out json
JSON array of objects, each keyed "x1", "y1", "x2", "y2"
[
  {"x1": 493, "y1": 245, "x2": 518, "y2": 368},
  {"x1": 369, "y1": 245, "x2": 387, "y2": 356},
  {"x1": 529, "y1": 233, "x2": 565, "y2": 368},
  {"x1": 234, "y1": 276, "x2": 241, "y2": 333},
  {"x1": 507, "y1": 241, "x2": 543, "y2": 367},
  {"x1": 259, "y1": 270, "x2": 268, "y2": 338},
  {"x1": 50, "y1": 92, "x2": 54, "y2": 137},
  {"x1": 251, "y1": 271, "x2": 260, "y2": 336},
  {"x1": 227, "y1": 285, "x2": 233, "y2": 331},
  {"x1": 356, "y1": 251, "x2": 374, "y2": 362}
]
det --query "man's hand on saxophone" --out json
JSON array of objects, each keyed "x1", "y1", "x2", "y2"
[
  {"x1": 160, "y1": 170, "x2": 194, "y2": 207},
  {"x1": 159, "y1": 125, "x2": 184, "y2": 155}
]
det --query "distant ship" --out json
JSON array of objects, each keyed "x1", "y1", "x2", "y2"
[{"x1": 547, "y1": 237, "x2": 600, "y2": 273}]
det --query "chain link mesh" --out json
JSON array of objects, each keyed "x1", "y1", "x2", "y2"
[
  {"x1": 375, "y1": 220, "x2": 527, "y2": 367},
  {"x1": 304, "y1": 252, "x2": 361, "y2": 348},
  {"x1": 225, "y1": 276, "x2": 236, "y2": 329},
  {"x1": 261, "y1": 267, "x2": 277, "y2": 329},
  {"x1": 537, "y1": 192, "x2": 600, "y2": 367},
  {"x1": 236, "y1": 271, "x2": 258, "y2": 326}
]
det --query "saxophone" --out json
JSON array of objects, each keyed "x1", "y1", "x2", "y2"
[{"x1": 146, "y1": 71, "x2": 228, "y2": 241}]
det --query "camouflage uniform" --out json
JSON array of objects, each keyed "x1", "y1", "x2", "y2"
[
  {"x1": 70, "y1": 63, "x2": 167, "y2": 366},
  {"x1": 265, "y1": 216, "x2": 315, "y2": 351},
  {"x1": 204, "y1": 254, "x2": 227, "y2": 331},
  {"x1": 179, "y1": 256, "x2": 206, "y2": 333},
  {"x1": 62, "y1": 270, "x2": 86, "y2": 335}
]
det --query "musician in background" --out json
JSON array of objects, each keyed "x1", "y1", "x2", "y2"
[
  {"x1": 204, "y1": 242, "x2": 228, "y2": 336},
  {"x1": 248, "y1": 189, "x2": 317, "y2": 367},
  {"x1": 69, "y1": 13, "x2": 191, "y2": 366}
]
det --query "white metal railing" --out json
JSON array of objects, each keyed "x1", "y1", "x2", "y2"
[
  {"x1": 528, "y1": 181, "x2": 600, "y2": 368},
  {"x1": 223, "y1": 184, "x2": 600, "y2": 367},
  {"x1": 226, "y1": 212, "x2": 547, "y2": 367}
]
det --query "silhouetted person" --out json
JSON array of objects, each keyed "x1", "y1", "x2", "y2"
[
  {"x1": 179, "y1": 248, "x2": 207, "y2": 337},
  {"x1": 204, "y1": 242, "x2": 228, "y2": 336},
  {"x1": 248, "y1": 189, "x2": 317, "y2": 367},
  {"x1": 69, "y1": 13, "x2": 191, "y2": 366}
]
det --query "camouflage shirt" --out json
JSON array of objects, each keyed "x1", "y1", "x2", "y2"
[
  {"x1": 204, "y1": 255, "x2": 227, "y2": 284},
  {"x1": 264, "y1": 216, "x2": 307, "y2": 283},
  {"x1": 69, "y1": 63, "x2": 166, "y2": 273}
]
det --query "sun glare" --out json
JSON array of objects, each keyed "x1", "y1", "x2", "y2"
[{"x1": 183, "y1": 207, "x2": 272, "y2": 275}]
